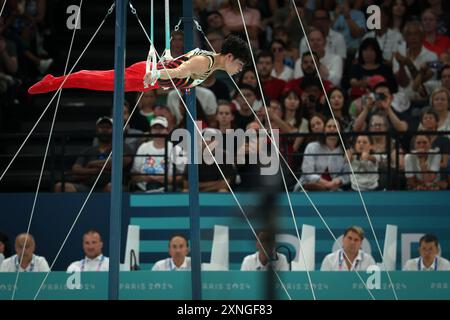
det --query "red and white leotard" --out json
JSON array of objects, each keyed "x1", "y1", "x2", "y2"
[{"x1": 28, "y1": 48, "x2": 216, "y2": 94}]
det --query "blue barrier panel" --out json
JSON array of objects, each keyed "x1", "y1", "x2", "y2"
[
  {"x1": 0, "y1": 271, "x2": 449, "y2": 300},
  {"x1": 1, "y1": 192, "x2": 449, "y2": 271}
]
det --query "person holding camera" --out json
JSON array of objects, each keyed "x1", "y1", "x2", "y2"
[{"x1": 353, "y1": 82, "x2": 408, "y2": 133}]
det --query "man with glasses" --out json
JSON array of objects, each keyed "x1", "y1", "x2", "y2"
[{"x1": 353, "y1": 82, "x2": 408, "y2": 133}]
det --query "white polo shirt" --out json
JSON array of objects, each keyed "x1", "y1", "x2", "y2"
[
  {"x1": 0, "y1": 254, "x2": 50, "y2": 272},
  {"x1": 152, "y1": 257, "x2": 191, "y2": 271},
  {"x1": 240, "y1": 252, "x2": 289, "y2": 271},
  {"x1": 67, "y1": 254, "x2": 109, "y2": 272},
  {"x1": 403, "y1": 256, "x2": 450, "y2": 271},
  {"x1": 321, "y1": 249, "x2": 376, "y2": 271},
  {"x1": 294, "y1": 51, "x2": 343, "y2": 86},
  {"x1": 393, "y1": 45, "x2": 438, "y2": 99},
  {"x1": 300, "y1": 29, "x2": 347, "y2": 59}
]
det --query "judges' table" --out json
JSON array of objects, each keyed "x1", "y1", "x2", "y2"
[{"x1": 0, "y1": 271, "x2": 449, "y2": 300}]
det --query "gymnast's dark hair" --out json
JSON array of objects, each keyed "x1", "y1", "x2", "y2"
[{"x1": 221, "y1": 34, "x2": 251, "y2": 66}]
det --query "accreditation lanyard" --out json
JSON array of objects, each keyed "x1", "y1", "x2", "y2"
[
  {"x1": 15, "y1": 255, "x2": 35, "y2": 272},
  {"x1": 167, "y1": 258, "x2": 184, "y2": 271},
  {"x1": 81, "y1": 255, "x2": 105, "y2": 272},
  {"x1": 338, "y1": 251, "x2": 361, "y2": 271},
  {"x1": 418, "y1": 257, "x2": 438, "y2": 271}
]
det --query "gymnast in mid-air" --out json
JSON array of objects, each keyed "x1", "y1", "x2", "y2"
[{"x1": 28, "y1": 35, "x2": 250, "y2": 94}]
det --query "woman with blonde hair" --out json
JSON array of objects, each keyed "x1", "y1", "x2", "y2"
[{"x1": 430, "y1": 87, "x2": 450, "y2": 136}]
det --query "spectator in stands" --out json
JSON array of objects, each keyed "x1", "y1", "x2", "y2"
[
  {"x1": 0, "y1": 232, "x2": 11, "y2": 265},
  {"x1": 131, "y1": 117, "x2": 186, "y2": 192},
  {"x1": 152, "y1": 234, "x2": 191, "y2": 271},
  {"x1": 54, "y1": 117, "x2": 133, "y2": 192},
  {"x1": 295, "y1": 118, "x2": 350, "y2": 191},
  {"x1": 216, "y1": 101, "x2": 234, "y2": 133},
  {"x1": 441, "y1": 65, "x2": 450, "y2": 91},
  {"x1": 299, "y1": 8, "x2": 347, "y2": 60},
  {"x1": 353, "y1": 82, "x2": 408, "y2": 133},
  {"x1": 280, "y1": 89, "x2": 309, "y2": 152},
  {"x1": 241, "y1": 230, "x2": 289, "y2": 271},
  {"x1": 346, "y1": 38, "x2": 398, "y2": 99},
  {"x1": 394, "y1": 21, "x2": 438, "y2": 101},
  {"x1": 332, "y1": 0, "x2": 366, "y2": 57},
  {"x1": 219, "y1": 0, "x2": 260, "y2": 49},
  {"x1": 0, "y1": 31, "x2": 19, "y2": 96},
  {"x1": 205, "y1": 11, "x2": 229, "y2": 36},
  {"x1": 321, "y1": 226, "x2": 376, "y2": 271},
  {"x1": 405, "y1": 134, "x2": 446, "y2": 190},
  {"x1": 205, "y1": 30, "x2": 225, "y2": 54},
  {"x1": 362, "y1": 8, "x2": 405, "y2": 64},
  {"x1": 256, "y1": 51, "x2": 286, "y2": 101},
  {"x1": 272, "y1": 25, "x2": 298, "y2": 65},
  {"x1": 67, "y1": 229, "x2": 109, "y2": 272},
  {"x1": 238, "y1": 67, "x2": 257, "y2": 88},
  {"x1": 418, "y1": 107, "x2": 450, "y2": 170},
  {"x1": 347, "y1": 135, "x2": 381, "y2": 191},
  {"x1": 421, "y1": 8, "x2": 450, "y2": 56},
  {"x1": 272, "y1": 0, "x2": 313, "y2": 49},
  {"x1": 0, "y1": 233, "x2": 49, "y2": 272},
  {"x1": 234, "y1": 121, "x2": 263, "y2": 191},
  {"x1": 423, "y1": 64, "x2": 450, "y2": 95},
  {"x1": 430, "y1": 87, "x2": 450, "y2": 136},
  {"x1": 367, "y1": 113, "x2": 404, "y2": 189},
  {"x1": 390, "y1": 0, "x2": 408, "y2": 33},
  {"x1": 170, "y1": 30, "x2": 184, "y2": 58},
  {"x1": 285, "y1": 51, "x2": 333, "y2": 97},
  {"x1": 2, "y1": 0, "x2": 53, "y2": 75},
  {"x1": 231, "y1": 84, "x2": 257, "y2": 130},
  {"x1": 328, "y1": 87, "x2": 352, "y2": 132},
  {"x1": 168, "y1": 86, "x2": 218, "y2": 128},
  {"x1": 403, "y1": 234, "x2": 450, "y2": 271},
  {"x1": 129, "y1": 90, "x2": 158, "y2": 133},
  {"x1": 270, "y1": 39, "x2": 294, "y2": 81},
  {"x1": 153, "y1": 104, "x2": 176, "y2": 132},
  {"x1": 183, "y1": 128, "x2": 235, "y2": 192},
  {"x1": 305, "y1": 113, "x2": 326, "y2": 144},
  {"x1": 294, "y1": 28, "x2": 343, "y2": 86},
  {"x1": 299, "y1": 75, "x2": 328, "y2": 118},
  {"x1": 425, "y1": 0, "x2": 450, "y2": 36},
  {"x1": 93, "y1": 102, "x2": 144, "y2": 155}
]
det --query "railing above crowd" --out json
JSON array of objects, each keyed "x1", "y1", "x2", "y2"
[{"x1": 1, "y1": 129, "x2": 449, "y2": 193}]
